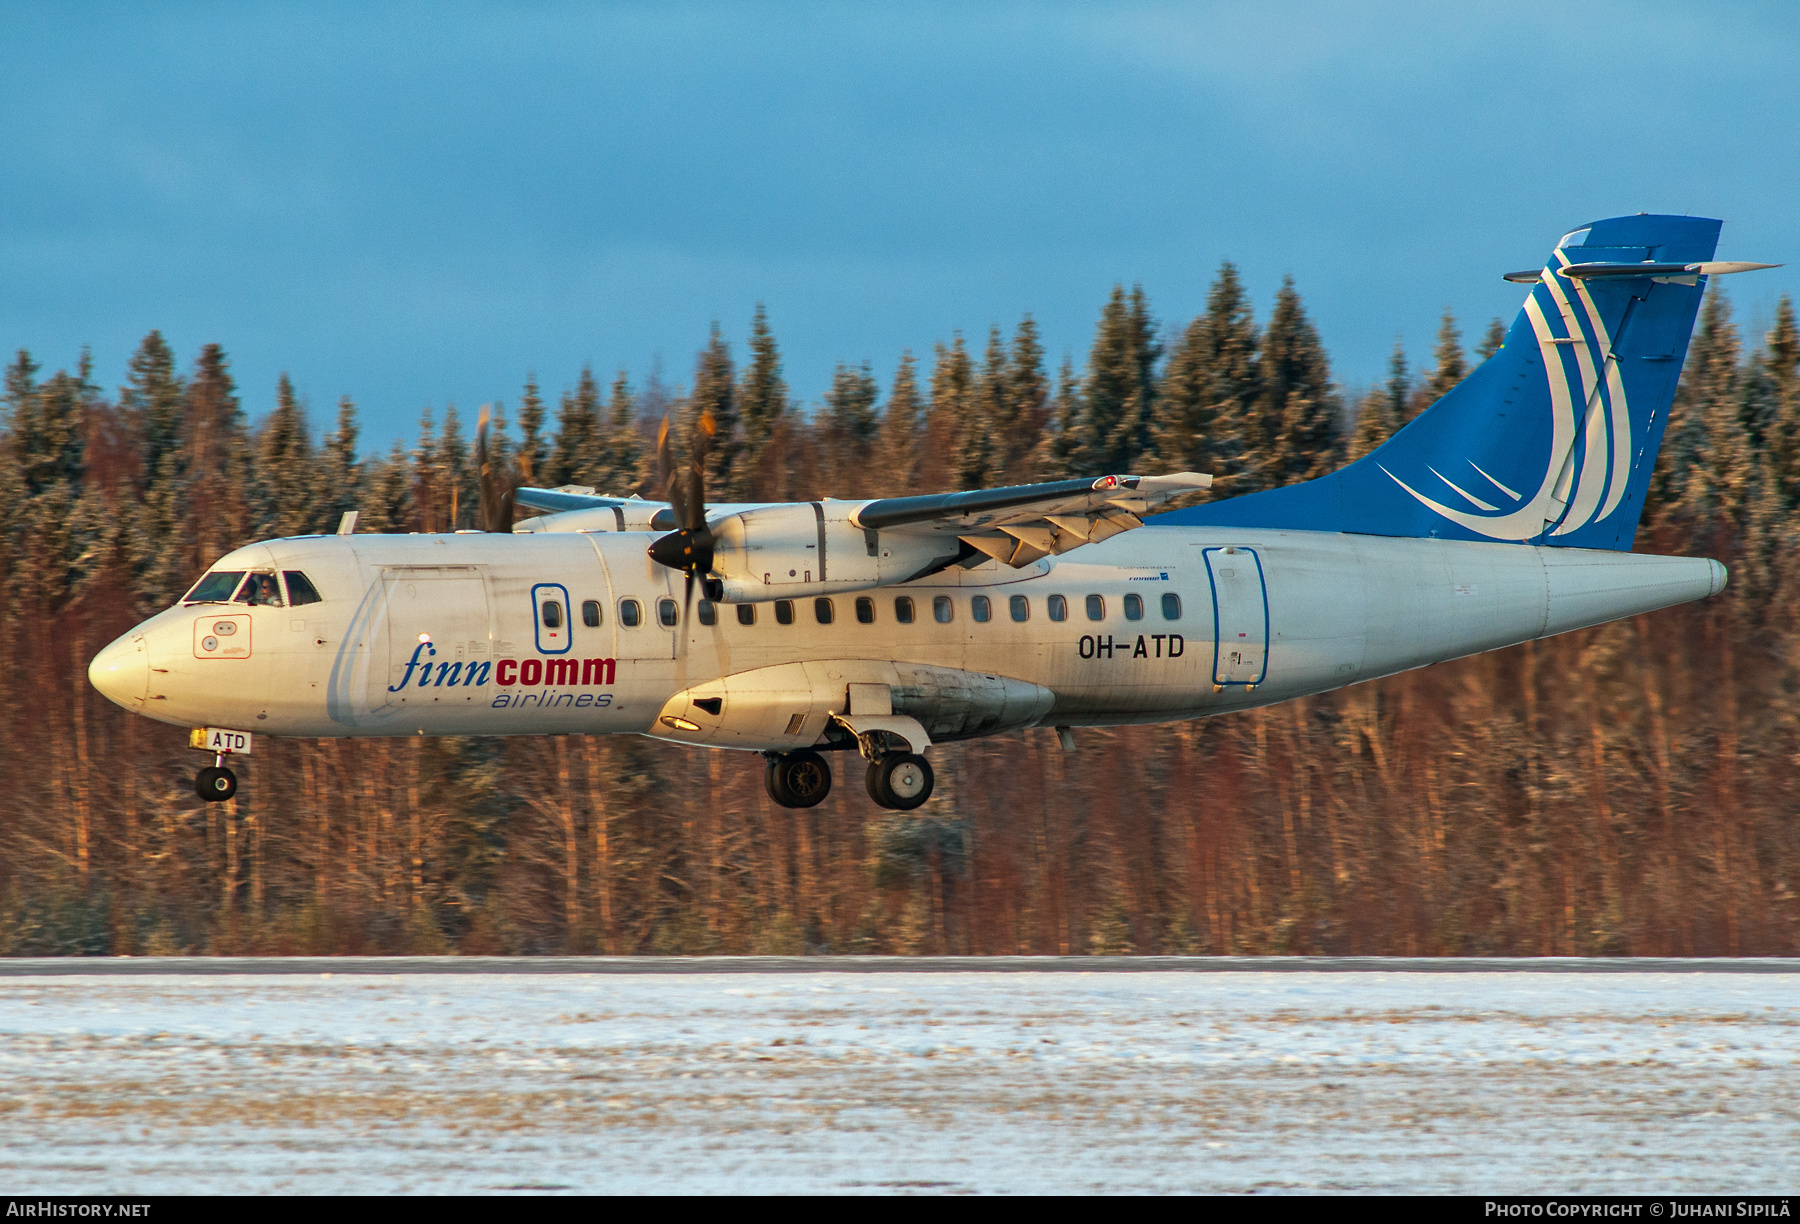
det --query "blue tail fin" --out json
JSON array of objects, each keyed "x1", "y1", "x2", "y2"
[{"x1": 1161, "y1": 214, "x2": 1721, "y2": 550}]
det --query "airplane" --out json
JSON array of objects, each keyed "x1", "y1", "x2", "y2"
[{"x1": 88, "y1": 213, "x2": 1776, "y2": 812}]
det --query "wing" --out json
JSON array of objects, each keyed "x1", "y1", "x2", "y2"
[
  {"x1": 511, "y1": 486, "x2": 678, "y2": 532},
  {"x1": 855, "y1": 472, "x2": 1212, "y2": 568}
]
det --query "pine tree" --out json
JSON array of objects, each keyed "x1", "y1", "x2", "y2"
[
  {"x1": 1156, "y1": 265, "x2": 1258, "y2": 489},
  {"x1": 1409, "y1": 309, "x2": 1466, "y2": 418},
  {"x1": 1033, "y1": 356, "x2": 1083, "y2": 477},
  {"x1": 917, "y1": 334, "x2": 974, "y2": 493},
  {"x1": 179, "y1": 344, "x2": 250, "y2": 580},
  {"x1": 1003, "y1": 315, "x2": 1048, "y2": 481},
  {"x1": 592, "y1": 372, "x2": 642, "y2": 496},
  {"x1": 363, "y1": 441, "x2": 415, "y2": 533},
  {"x1": 2, "y1": 356, "x2": 102, "y2": 618},
  {"x1": 254, "y1": 373, "x2": 315, "y2": 539},
  {"x1": 548, "y1": 368, "x2": 602, "y2": 489},
  {"x1": 1476, "y1": 317, "x2": 1507, "y2": 362},
  {"x1": 440, "y1": 404, "x2": 472, "y2": 529},
  {"x1": 957, "y1": 327, "x2": 1007, "y2": 488},
  {"x1": 823, "y1": 360, "x2": 880, "y2": 493},
  {"x1": 1255, "y1": 277, "x2": 1338, "y2": 487},
  {"x1": 874, "y1": 351, "x2": 922, "y2": 496},
  {"x1": 119, "y1": 334, "x2": 187, "y2": 608},
  {"x1": 413, "y1": 407, "x2": 441, "y2": 531},
  {"x1": 318, "y1": 396, "x2": 363, "y2": 531},
  {"x1": 515, "y1": 375, "x2": 548, "y2": 485},
  {"x1": 1082, "y1": 286, "x2": 1160, "y2": 476},
  {"x1": 1655, "y1": 289, "x2": 1750, "y2": 534},
  {"x1": 1344, "y1": 342, "x2": 1409, "y2": 463},
  {"x1": 1757, "y1": 296, "x2": 1800, "y2": 508},
  {"x1": 122, "y1": 330, "x2": 184, "y2": 477},
  {"x1": 688, "y1": 325, "x2": 738, "y2": 499},
  {"x1": 735, "y1": 304, "x2": 787, "y2": 500}
]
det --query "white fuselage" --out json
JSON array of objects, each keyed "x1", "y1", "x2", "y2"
[{"x1": 89, "y1": 526, "x2": 1725, "y2": 751}]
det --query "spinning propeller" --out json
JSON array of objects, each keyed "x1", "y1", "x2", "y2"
[
  {"x1": 475, "y1": 405, "x2": 532, "y2": 533},
  {"x1": 646, "y1": 412, "x2": 717, "y2": 617}
]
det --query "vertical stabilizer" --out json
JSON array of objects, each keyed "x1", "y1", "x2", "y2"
[{"x1": 1162, "y1": 215, "x2": 1729, "y2": 550}]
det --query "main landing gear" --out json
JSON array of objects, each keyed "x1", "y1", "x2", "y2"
[
  {"x1": 765, "y1": 749, "x2": 833, "y2": 808},
  {"x1": 866, "y1": 753, "x2": 934, "y2": 810},
  {"x1": 762, "y1": 747, "x2": 936, "y2": 811}
]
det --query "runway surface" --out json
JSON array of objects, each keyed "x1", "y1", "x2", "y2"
[
  {"x1": 5, "y1": 955, "x2": 1800, "y2": 974},
  {"x1": 2, "y1": 962, "x2": 1796, "y2": 1193}
]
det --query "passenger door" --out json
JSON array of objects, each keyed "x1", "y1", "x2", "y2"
[
  {"x1": 370, "y1": 566, "x2": 492, "y2": 712},
  {"x1": 1202, "y1": 547, "x2": 1268, "y2": 689}
]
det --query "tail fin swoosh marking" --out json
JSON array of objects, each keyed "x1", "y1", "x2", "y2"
[
  {"x1": 1469, "y1": 461, "x2": 1522, "y2": 501},
  {"x1": 1430, "y1": 467, "x2": 1499, "y2": 511},
  {"x1": 1382, "y1": 290, "x2": 1580, "y2": 540},
  {"x1": 1539, "y1": 263, "x2": 1611, "y2": 535},
  {"x1": 1556, "y1": 251, "x2": 1635, "y2": 523}
]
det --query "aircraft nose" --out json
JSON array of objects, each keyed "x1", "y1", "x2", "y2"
[{"x1": 88, "y1": 632, "x2": 149, "y2": 710}]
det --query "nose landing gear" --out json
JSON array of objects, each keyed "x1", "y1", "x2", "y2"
[
  {"x1": 764, "y1": 749, "x2": 832, "y2": 808},
  {"x1": 866, "y1": 753, "x2": 934, "y2": 810}
]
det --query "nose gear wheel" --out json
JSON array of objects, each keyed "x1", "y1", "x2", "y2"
[{"x1": 194, "y1": 765, "x2": 238, "y2": 802}]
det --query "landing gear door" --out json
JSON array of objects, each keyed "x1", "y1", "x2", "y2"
[
  {"x1": 370, "y1": 566, "x2": 493, "y2": 712},
  {"x1": 1202, "y1": 547, "x2": 1268, "y2": 688}
]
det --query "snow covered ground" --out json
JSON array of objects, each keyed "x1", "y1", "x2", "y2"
[{"x1": 0, "y1": 968, "x2": 1796, "y2": 1194}]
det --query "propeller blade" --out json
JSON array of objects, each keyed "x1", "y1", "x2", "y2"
[
  {"x1": 679, "y1": 411, "x2": 716, "y2": 532},
  {"x1": 657, "y1": 414, "x2": 689, "y2": 526},
  {"x1": 476, "y1": 404, "x2": 512, "y2": 533},
  {"x1": 647, "y1": 411, "x2": 717, "y2": 620}
]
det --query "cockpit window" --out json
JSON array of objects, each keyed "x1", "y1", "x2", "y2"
[
  {"x1": 234, "y1": 572, "x2": 285, "y2": 607},
  {"x1": 184, "y1": 571, "x2": 245, "y2": 603},
  {"x1": 283, "y1": 571, "x2": 322, "y2": 606}
]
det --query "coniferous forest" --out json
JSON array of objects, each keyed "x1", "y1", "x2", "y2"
[{"x1": 4, "y1": 272, "x2": 1800, "y2": 958}]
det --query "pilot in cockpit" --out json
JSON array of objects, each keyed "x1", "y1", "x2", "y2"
[{"x1": 236, "y1": 572, "x2": 284, "y2": 607}]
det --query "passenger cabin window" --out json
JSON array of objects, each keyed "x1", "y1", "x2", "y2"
[
  {"x1": 620, "y1": 599, "x2": 642, "y2": 628},
  {"x1": 1010, "y1": 595, "x2": 1029, "y2": 623},
  {"x1": 582, "y1": 599, "x2": 601, "y2": 627},
  {"x1": 775, "y1": 600, "x2": 795, "y2": 625},
  {"x1": 698, "y1": 599, "x2": 717, "y2": 626},
  {"x1": 235, "y1": 572, "x2": 284, "y2": 607},
  {"x1": 1047, "y1": 594, "x2": 1067, "y2": 622},
  {"x1": 933, "y1": 595, "x2": 954, "y2": 624},
  {"x1": 971, "y1": 595, "x2": 991, "y2": 623},
  {"x1": 1085, "y1": 594, "x2": 1105, "y2": 621},
  {"x1": 282, "y1": 571, "x2": 322, "y2": 607},
  {"x1": 541, "y1": 599, "x2": 564, "y2": 629},
  {"x1": 855, "y1": 596, "x2": 875, "y2": 624},
  {"x1": 1124, "y1": 593, "x2": 1143, "y2": 621},
  {"x1": 1162, "y1": 593, "x2": 1182, "y2": 620},
  {"x1": 814, "y1": 598, "x2": 834, "y2": 625},
  {"x1": 894, "y1": 597, "x2": 914, "y2": 624},
  {"x1": 736, "y1": 603, "x2": 756, "y2": 626},
  {"x1": 658, "y1": 598, "x2": 679, "y2": 628},
  {"x1": 185, "y1": 571, "x2": 245, "y2": 603}
]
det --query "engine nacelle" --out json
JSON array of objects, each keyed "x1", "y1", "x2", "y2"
[{"x1": 709, "y1": 501, "x2": 955, "y2": 603}]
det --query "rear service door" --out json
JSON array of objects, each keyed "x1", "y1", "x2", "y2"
[
  {"x1": 372, "y1": 566, "x2": 492, "y2": 711},
  {"x1": 1202, "y1": 547, "x2": 1268, "y2": 688}
]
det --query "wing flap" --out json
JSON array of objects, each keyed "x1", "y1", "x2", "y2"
[{"x1": 863, "y1": 472, "x2": 1208, "y2": 567}]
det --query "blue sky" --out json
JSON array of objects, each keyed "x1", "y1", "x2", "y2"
[{"x1": 4, "y1": 2, "x2": 1797, "y2": 451}]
